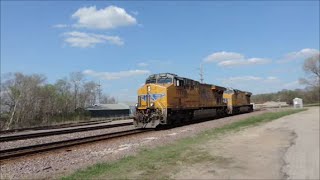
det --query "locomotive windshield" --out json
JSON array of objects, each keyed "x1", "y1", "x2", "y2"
[
  {"x1": 157, "y1": 77, "x2": 172, "y2": 84},
  {"x1": 145, "y1": 73, "x2": 175, "y2": 84},
  {"x1": 145, "y1": 78, "x2": 156, "y2": 84}
]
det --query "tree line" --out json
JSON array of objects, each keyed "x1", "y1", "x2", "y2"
[
  {"x1": 0, "y1": 72, "x2": 116, "y2": 130},
  {"x1": 252, "y1": 55, "x2": 320, "y2": 105},
  {"x1": 251, "y1": 86, "x2": 319, "y2": 104}
]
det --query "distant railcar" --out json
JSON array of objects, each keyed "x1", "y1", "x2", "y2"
[
  {"x1": 134, "y1": 73, "x2": 252, "y2": 128},
  {"x1": 223, "y1": 89, "x2": 253, "y2": 114}
]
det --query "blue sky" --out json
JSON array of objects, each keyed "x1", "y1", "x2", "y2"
[{"x1": 1, "y1": 1, "x2": 319, "y2": 102}]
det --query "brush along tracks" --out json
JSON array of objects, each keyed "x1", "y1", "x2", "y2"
[{"x1": 0, "y1": 128, "x2": 152, "y2": 160}]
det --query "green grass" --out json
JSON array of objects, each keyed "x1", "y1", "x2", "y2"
[
  {"x1": 304, "y1": 103, "x2": 320, "y2": 107},
  {"x1": 62, "y1": 108, "x2": 307, "y2": 180}
]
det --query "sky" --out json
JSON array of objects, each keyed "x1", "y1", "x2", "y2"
[{"x1": 1, "y1": 1, "x2": 319, "y2": 102}]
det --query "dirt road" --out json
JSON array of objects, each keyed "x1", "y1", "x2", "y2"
[
  {"x1": 173, "y1": 107, "x2": 319, "y2": 179},
  {"x1": 283, "y1": 107, "x2": 319, "y2": 179}
]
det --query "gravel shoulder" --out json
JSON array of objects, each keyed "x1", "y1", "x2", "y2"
[{"x1": 172, "y1": 107, "x2": 319, "y2": 179}]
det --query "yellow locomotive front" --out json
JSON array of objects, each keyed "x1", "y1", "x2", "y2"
[{"x1": 134, "y1": 73, "x2": 173, "y2": 128}]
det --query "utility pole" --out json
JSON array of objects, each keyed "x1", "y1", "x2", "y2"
[{"x1": 199, "y1": 63, "x2": 204, "y2": 83}]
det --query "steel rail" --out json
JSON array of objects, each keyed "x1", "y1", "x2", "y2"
[
  {"x1": 0, "y1": 129, "x2": 151, "y2": 160},
  {"x1": 1, "y1": 116, "x2": 132, "y2": 134},
  {"x1": 1, "y1": 120, "x2": 111, "y2": 134},
  {"x1": 0, "y1": 122, "x2": 133, "y2": 142}
]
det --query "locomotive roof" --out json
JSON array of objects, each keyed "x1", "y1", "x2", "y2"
[
  {"x1": 147, "y1": 73, "x2": 180, "y2": 79},
  {"x1": 147, "y1": 73, "x2": 200, "y2": 82},
  {"x1": 146, "y1": 73, "x2": 250, "y2": 94},
  {"x1": 225, "y1": 88, "x2": 252, "y2": 95},
  {"x1": 211, "y1": 85, "x2": 227, "y2": 91}
]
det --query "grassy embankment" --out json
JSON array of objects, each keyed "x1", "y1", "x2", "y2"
[{"x1": 63, "y1": 108, "x2": 307, "y2": 180}]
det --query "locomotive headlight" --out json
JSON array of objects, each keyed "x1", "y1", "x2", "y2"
[
  {"x1": 150, "y1": 102, "x2": 154, "y2": 107},
  {"x1": 147, "y1": 86, "x2": 151, "y2": 92}
]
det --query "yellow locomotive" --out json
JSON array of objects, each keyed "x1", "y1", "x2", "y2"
[
  {"x1": 223, "y1": 89, "x2": 253, "y2": 114},
  {"x1": 134, "y1": 73, "x2": 253, "y2": 128}
]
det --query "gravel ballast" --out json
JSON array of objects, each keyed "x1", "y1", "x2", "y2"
[
  {"x1": 0, "y1": 110, "x2": 270, "y2": 179},
  {"x1": 0, "y1": 120, "x2": 133, "y2": 150}
]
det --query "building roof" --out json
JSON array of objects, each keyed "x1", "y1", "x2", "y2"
[{"x1": 86, "y1": 103, "x2": 129, "y2": 110}]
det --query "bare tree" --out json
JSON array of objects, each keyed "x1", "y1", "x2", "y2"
[
  {"x1": 299, "y1": 54, "x2": 320, "y2": 87},
  {"x1": 81, "y1": 81, "x2": 97, "y2": 107},
  {"x1": 1, "y1": 73, "x2": 46, "y2": 129},
  {"x1": 70, "y1": 72, "x2": 84, "y2": 110},
  {"x1": 303, "y1": 55, "x2": 320, "y2": 78},
  {"x1": 0, "y1": 72, "x2": 117, "y2": 130},
  {"x1": 100, "y1": 95, "x2": 117, "y2": 104}
]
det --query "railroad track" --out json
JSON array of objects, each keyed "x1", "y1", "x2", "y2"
[
  {"x1": 0, "y1": 122, "x2": 133, "y2": 142},
  {"x1": 1, "y1": 116, "x2": 132, "y2": 134},
  {"x1": 0, "y1": 129, "x2": 152, "y2": 160}
]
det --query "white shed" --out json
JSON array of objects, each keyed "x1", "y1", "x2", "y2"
[{"x1": 293, "y1": 98, "x2": 303, "y2": 108}]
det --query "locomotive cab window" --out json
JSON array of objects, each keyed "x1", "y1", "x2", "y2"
[
  {"x1": 175, "y1": 78, "x2": 184, "y2": 87},
  {"x1": 145, "y1": 78, "x2": 156, "y2": 84},
  {"x1": 157, "y1": 77, "x2": 172, "y2": 84}
]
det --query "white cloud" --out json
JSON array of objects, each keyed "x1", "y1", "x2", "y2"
[
  {"x1": 204, "y1": 51, "x2": 244, "y2": 62},
  {"x1": 281, "y1": 48, "x2": 320, "y2": 62},
  {"x1": 224, "y1": 76, "x2": 262, "y2": 82},
  {"x1": 63, "y1": 31, "x2": 124, "y2": 48},
  {"x1": 53, "y1": 24, "x2": 68, "y2": 28},
  {"x1": 222, "y1": 76, "x2": 279, "y2": 84},
  {"x1": 136, "y1": 60, "x2": 172, "y2": 68},
  {"x1": 217, "y1": 58, "x2": 270, "y2": 67},
  {"x1": 283, "y1": 81, "x2": 300, "y2": 88},
  {"x1": 204, "y1": 51, "x2": 270, "y2": 67},
  {"x1": 220, "y1": 76, "x2": 305, "y2": 94},
  {"x1": 131, "y1": 11, "x2": 139, "y2": 16},
  {"x1": 266, "y1": 76, "x2": 278, "y2": 80},
  {"x1": 219, "y1": 76, "x2": 290, "y2": 94},
  {"x1": 137, "y1": 62, "x2": 148, "y2": 67},
  {"x1": 72, "y1": 5, "x2": 137, "y2": 30},
  {"x1": 220, "y1": 76, "x2": 270, "y2": 93},
  {"x1": 82, "y1": 69, "x2": 150, "y2": 80}
]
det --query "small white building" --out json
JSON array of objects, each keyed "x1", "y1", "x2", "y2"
[{"x1": 293, "y1": 98, "x2": 303, "y2": 108}]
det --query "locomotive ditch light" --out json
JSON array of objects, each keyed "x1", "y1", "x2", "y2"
[{"x1": 150, "y1": 102, "x2": 154, "y2": 107}]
